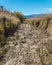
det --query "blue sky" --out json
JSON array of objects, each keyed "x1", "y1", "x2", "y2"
[{"x1": 0, "y1": 0, "x2": 52, "y2": 15}]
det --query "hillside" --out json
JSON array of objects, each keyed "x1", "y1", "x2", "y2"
[
  {"x1": 25, "y1": 14, "x2": 52, "y2": 18},
  {"x1": 0, "y1": 11, "x2": 20, "y2": 60},
  {"x1": 25, "y1": 15, "x2": 52, "y2": 35},
  {"x1": 0, "y1": 11, "x2": 52, "y2": 65}
]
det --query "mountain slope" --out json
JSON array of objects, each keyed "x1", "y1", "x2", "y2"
[{"x1": 25, "y1": 14, "x2": 52, "y2": 18}]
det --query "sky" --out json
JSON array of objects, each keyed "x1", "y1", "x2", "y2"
[{"x1": 0, "y1": 0, "x2": 52, "y2": 15}]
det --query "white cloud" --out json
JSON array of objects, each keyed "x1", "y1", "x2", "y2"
[
  {"x1": 48, "y1": 8, "x2": 52, "y2": 11},
  {"x1": 44, "y1": 8, "x2": 52, "y2": 12}
]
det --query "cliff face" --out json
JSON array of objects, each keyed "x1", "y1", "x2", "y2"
[{"x1": 0, "y1": 12, "x2": 52, "y2": 65}]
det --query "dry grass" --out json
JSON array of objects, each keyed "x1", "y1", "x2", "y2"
[
  {"x1": 0, "y1": 11, "x2": 20, "y2": 25},
  {"x1": 25, "y1": 15, "x2": 52, "y2": 35}
]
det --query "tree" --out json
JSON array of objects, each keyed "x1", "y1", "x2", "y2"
[
  {"x1": 0, "y1": 6, "x2": 3, "y2": 11},
  {"x1": 13, "y1": 11, "x2": 25, "y2": 23}
]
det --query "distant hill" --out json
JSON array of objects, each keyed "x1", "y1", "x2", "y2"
[{"x1": 25, "y1": 14, "x2": 52, "y2": 18}]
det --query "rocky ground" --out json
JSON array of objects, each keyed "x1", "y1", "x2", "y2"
[{"x1": 0, "y1": 23, "x2": 52, "y2": 65}]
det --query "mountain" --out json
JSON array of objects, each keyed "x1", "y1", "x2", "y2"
[{"x1": 25, "y1": 14, "x2": 52, "y2": 18}]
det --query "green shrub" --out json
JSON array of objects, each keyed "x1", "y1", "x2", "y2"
[{"x1": 13, "y1": 11, "x2": 25, "y2": 23}]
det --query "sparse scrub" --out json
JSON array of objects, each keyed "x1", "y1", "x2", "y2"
[
  {"x1": 0, "y1": 10, "x2": 20, "y2": 58},
  {"x1": 25, "y1": 15, "x2": 52, "y2": 31},
  {"x1": 13, "y1": 11, "x2": 25, "y2": 23}
]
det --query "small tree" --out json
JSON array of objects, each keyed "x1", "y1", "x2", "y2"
[
  {"x1": 13, "y1": 11, "x2": 25, "y2": 23},
  {"x1": 0, "y1": 6, "x2": 3, "y2": 11}
]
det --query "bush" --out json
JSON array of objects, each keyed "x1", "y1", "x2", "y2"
[
  {"x1": 0, "y1": 23, "x2": 4, "y2": 34},
  {"x1": 25, "y1": 16, "x2": 52, "y2": 30},
  {"x1": 13, "y1": 11, "x2": 25, "y2": 23}
]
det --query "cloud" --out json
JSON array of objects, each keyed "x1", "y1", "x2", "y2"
[
  {"x1": 44, "y1": 8, "x2": 52, "y2": 12},
  {"x1": 47, "y1": 8, "x2": 52, "y2": 12}
]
